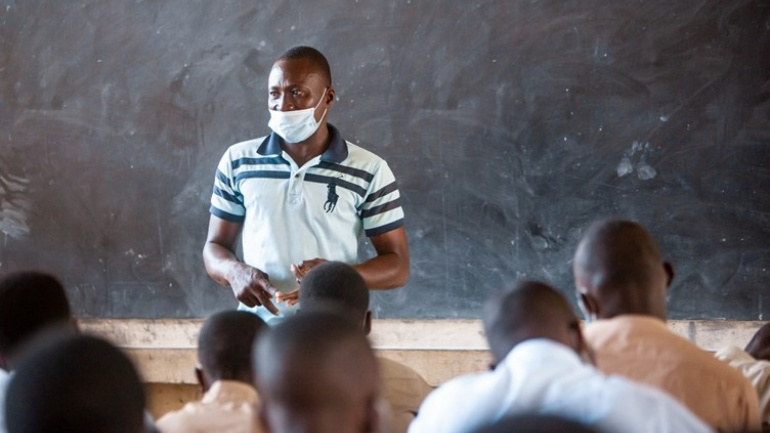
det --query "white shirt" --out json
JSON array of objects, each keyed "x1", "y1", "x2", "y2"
[
  {"x1": 715, "y1": 345, "x2": 770, "y2": 425},
  {"x1": 0, "y1": 369, "x2": 11, "y2": 433},
  {"x1": 408, "y1": 339, "x2": 713, "y2": 433}
]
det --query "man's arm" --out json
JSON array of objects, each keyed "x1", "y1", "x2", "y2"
[
  {"x1": 202, "y1": 215, "x2": 280, "y2": 314},
  {"x1": 353, "y1": 226, "x2": 410, "y2": 289}
]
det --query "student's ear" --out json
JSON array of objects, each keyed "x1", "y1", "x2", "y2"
[
  {"x1": 364, "y1": 310, "x2": 372, "y2": 336},
  {"x1": 663, "y1": 262, "x2": 675, "y2": 288},
  {"x1": 194, "y1": 366, "x2": 209, "y2": 393}
]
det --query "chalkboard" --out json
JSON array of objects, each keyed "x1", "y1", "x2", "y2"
[{"x1": 1, "y1": 0, "x2": 768, "y2": 320}]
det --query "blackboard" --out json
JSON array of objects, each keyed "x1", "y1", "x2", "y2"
[{"x1": 1, "y1": 0, "x2": 768, "y2": 319}]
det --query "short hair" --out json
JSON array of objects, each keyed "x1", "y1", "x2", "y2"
[
  {"x1": 198, "y1": 310, "x2": 267, "y2": 381},
  {"x1": 0, "y1": 271, "x2": 71, "y2": 357},
  {"x1": 483, "y1": 281, "x2": 577, "y2": 362},
  {"x1": 299, "y1": 261, "x2": 369, "y2": 324},
  {"x1": 277, "y1": 46, "x2": 332, "y2": 86},
  {"x1": 745, "y1": 322, "x2": 770, "y2": 361},
  {"x1": 471, "y1": 414, "x2": 598, "y2": 433},
  {"x1": 6, "y1": 333, "x2": 145, "y2": 433}
]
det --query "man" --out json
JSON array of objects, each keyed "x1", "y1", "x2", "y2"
[
  {"x1": 299, "y1": 261, "x2": 432, "y2": 433},
  {"x1": 408, "y1": 281, "x2": 713, "y2": 433},
  {"x1": 253, "y1": 310, "x2": 382, "y2": 433},
  {"x1": 0, "y1": 271, "x2": 74, "y2": 433},
  {"x1": 715, "y1": 322, "x2": 770, "y2": 428},
  {"x1": 574, "y1": 219, "x2": 761, "y2": 432},
  {"x1": 203, "y1": 46, "x2": 409, "y2": 324},
  {"x1": 5, "y1": 333, "x2": 145, "y2": 433},
  {"x1": 156, "y1": 310, "x2": 267, "y2": 433}
]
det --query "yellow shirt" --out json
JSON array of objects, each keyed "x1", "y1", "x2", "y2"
[
  {"x1": 715, "y1": 345, "x2": 770, "y2": 426},
  {"x1": 378, "y1": 357, "x2": 434, "y2": 433},
  {"x1": 156, "y1": 380, "x2": 262, "y2": 433},
  {"x1": 584, "y1": 315, "x2": 760, "y2": 432}
]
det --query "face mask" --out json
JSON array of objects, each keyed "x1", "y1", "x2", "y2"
[{"x1": 268, "y1": 88, "x2": 328, "y2": 144}]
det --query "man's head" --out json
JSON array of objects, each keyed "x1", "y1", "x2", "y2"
[
  {"x1": 483, "y1": 281, "x2": 586, "y2": 363},
  {"x1": 299, "y1": 261, "x2": 371, "y2": 333},
  {"x1": 572, "y1": 219, "x2": 673, "y2": 321},
  {"x1": 0, "y1": 271, "x2": 72, "y2": 370},
  {"x1": 745, "y1": 323, "x2": 770, "y2": 362},
  {"x1": 6, "y1": 333, "x2": 146, "y2": 433},
  {"x1": 196, "y1": 310, "x2": 267, "y2": 391},
  {"x1": 253, "y1": 310, "x2": 381, "y2": 433},
  {"x1": 268, "y1": 46, "x2": 335, "y2": 143}
]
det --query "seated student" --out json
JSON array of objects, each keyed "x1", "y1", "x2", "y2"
[
  {"x1": 253, "y1": 310, "x2": 382, "y2": 433},
  {"x1": 0, "y1": 271, "x2": 74, "y2": 433},
  {"x1": 408, "y1": 281, "x2": 713, "y2": 433},
  {"x1": 573, "y1": 219, "x2": 761, "y2": 432},
  {"x1": 156, "y1": 310, "x2": 267, "y2": 433},
  {"x1": 299, "y1": 261, "x2": 432, "y2": 433},
  {"x1": 715, "y1": 322, "x2": 770, "y2": 429},
  {"x1": 5, "y1": 332, "x2": 145, "y2": 433}
]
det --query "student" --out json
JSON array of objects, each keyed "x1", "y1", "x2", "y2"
[
  {"x1": 0, "y1": 271, "x2": 74, "y2": 433},
  {"x1": 253, "y1": 310, "x2": 382, "y2": 433},
  {"x1": 203, "y1": 46, "x2": 409, "y2": 324},
  {"x1": 408, "y1": 281, "x2": 713, "y2": 433},
  {"x1": 574, "y1": 219, "x2": 761, "y2": 432},
  {"x1": 715, "y1": 322, "x2": 770, "y2": 429},
  {"x1": 5, "y1": 333, "x2": 145, "y2": 433},
  {"x1": 156, "y1": 310, "x2": 267, "y2": 433},
  {"x1": 299, "y1": 261, "x2": 432, "y2": 433}
]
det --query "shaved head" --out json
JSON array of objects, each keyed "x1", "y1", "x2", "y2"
[
  {"x1": 6, "y1": 333, "x2": 145, "y2": 433},
  {"x1": 745, "y1": 323, "x2": 770, "y2": 362},
  {"x1": 253, "y1": 310, "x2": 380, "y2": 433},
  {"x1": 277, "y1": 46, "x2": 332, "y2": 86},
  {"x1": 299, "y1": 261, "x2": 369, "y2": 327},
  {"x1": 198, "y1": 310, "x2": 266, "y2": 385},
  {"x1": 573, "y1": 219, "x2": 671, "y2": 320},
  {"x1": 483, "y1": 281, "x2": 582, "y2": 363}
]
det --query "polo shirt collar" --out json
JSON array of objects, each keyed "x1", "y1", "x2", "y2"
[{"x1": 256, "y1": 123, "x2": 348, "y2": 163}]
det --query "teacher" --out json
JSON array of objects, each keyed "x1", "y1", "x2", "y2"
[{"x1": 203, "y1": 46, "x2": 410, "y2": 324}]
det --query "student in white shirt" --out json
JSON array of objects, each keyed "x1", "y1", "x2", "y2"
[{"x1": 408, "y1": 281, "x2": 714, "y2": 433}]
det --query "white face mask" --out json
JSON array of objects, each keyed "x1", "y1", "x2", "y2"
[{"x1": 268, "y1": 88, "x2": 328, "y2": 144}]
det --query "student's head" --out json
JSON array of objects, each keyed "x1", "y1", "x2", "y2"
[
  {"x1": 471, "y1": 414, "x2": 598, "y2": 433},
  {"x1": 0, "y1": 270, "x2": 73, "y2": 370},
  {"x1": 572, "y1": 219, "x2": 673, "y2": 321},
  {"x1": 483, "y1": 281, "x2": 585, "y2": 363},
  {"x1": 745, "y1": 322, "x2": 770, "y2": 362},
  {"x1": 6, "y1": 333, "x2": 146, "y2": 433},
  {"x1": 253, "y1": 310, "x2": 381, "y2": 433},
  {"x1": 196, "y1": 310, "x2": 267, "y2": 391},
  {"x1": 299, "y1": 261, "x2": 371, "y2": 333}
]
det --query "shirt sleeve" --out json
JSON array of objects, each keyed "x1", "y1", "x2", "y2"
[
  {"x1": 360, "y1": 161, "x2": 404, "y2": 237},
  {"x1": 209, "y1": 148, "x2": 246, "y2": 223}
]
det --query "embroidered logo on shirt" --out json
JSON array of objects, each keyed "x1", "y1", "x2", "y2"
[{"x1": 324, "y1": 180, "x2": 339, "y2": 213}]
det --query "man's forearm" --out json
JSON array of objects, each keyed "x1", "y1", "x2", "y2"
[
  {"x1": 353, "y1": 252, "x2": 409, "y2": 290},
  {"x1": 202, "y1": 242, "x2": 246, "y2": 287}
]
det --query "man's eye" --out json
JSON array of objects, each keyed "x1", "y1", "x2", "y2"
[{"x1": 292, "y1": 89, "x2": 303, "y2": 96}]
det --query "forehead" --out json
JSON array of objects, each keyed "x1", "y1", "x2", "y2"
[{"x1": 268, "y1": 58, "x2": 326, "y2": 89}]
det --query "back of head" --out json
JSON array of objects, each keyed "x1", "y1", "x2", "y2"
[
  {"x1": 277, "y1": 46, "x2": 332, "y2": 86},
  {"x1": 6, "y1": 332, "x2": 145, "y2": 433},
  {"x1": 745, "y1": 322, "x2": 770, "y2": 361},
  {"x1": 483, "y1": 281, "x2": 580, "y2": 363},
  {"x1": 471, "y1": 414, "x2": 599, "y2": 433},
  {"x1": 198, "y1": 310, "x2": 267, "y2": 383},
  {"x1": 299, "y1": 261, "x2": 369, "y2": 326},
  {"x1": 254, "y1": 310, "x2": 379, "y2": 433},
  {"x1": 0, "y1": 271, "x2": 71, "y2": 363},
  {"x1": 573, "y1": 219, "x2": 669, "y2": 319}
]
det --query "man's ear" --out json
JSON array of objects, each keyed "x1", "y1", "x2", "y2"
[
  {"x1": 325, "y1": 86, "x2": 336, "y2": 107},
  {"x1": 663, "y1": 262, "x2": 674, "y2": 288},
  {"x1": 364, "y1": 310, "x2": 372, "y2": 335},
  {"x1": 195, "y1": 366, "x2": 209, "y2": 393}
]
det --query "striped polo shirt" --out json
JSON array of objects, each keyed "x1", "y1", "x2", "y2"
[{"x1": 210, "y1": 124, "x2": 404, "y2": 323}]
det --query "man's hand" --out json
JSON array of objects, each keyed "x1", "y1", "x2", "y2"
[
  {"x1": 291, "y1": 258, "x2": 327, "y2": 284},
  {"x1": 228, "y1": 265, "x2": 280, "y2": 315}
]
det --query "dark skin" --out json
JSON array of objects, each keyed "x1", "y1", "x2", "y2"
[{"x1": 203, "y1": 57, "x2": 410, "y2": 314}]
